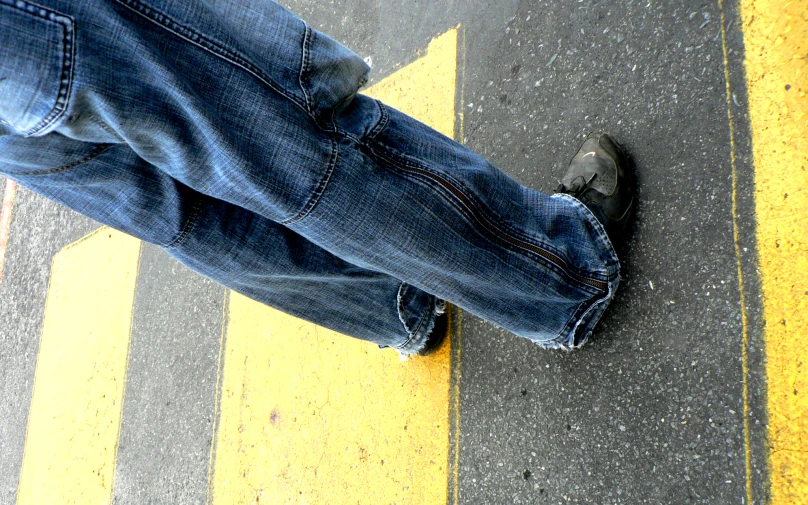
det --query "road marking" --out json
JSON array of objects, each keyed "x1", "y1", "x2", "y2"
[
  {"x1": 717, "y1": 2, "x2": 753, "y2": 502},
  {"x1": 16, "y1": 227, "x2": 141, "y2": 505},
  {"x1": 450, "y1": 25, "x2": 466, "y2": 505},
  {"x1": 739, "y1": 0, "x2": 808, "y2": 502},
  {"x1": 0, "y1": 179, "x2": 16, "y2": 285},
  {"x1": 363, "y1": 28, "x2": 459, "y2": 137},
  {"x1": 208, "y1": 28, "x2": 460, "y2": 504}
]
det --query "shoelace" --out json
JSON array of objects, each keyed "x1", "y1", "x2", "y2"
[{"x1": 556, "y1": 173, "x2": 598, "y2": 197}]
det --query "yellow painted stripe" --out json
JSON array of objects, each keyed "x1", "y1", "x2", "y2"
[
  {"x1": 362, "y1": 28, "x2": 459, "y2": 137},
  {"x1": 0, "y1": 179, "x2": 17, "y2": 285},
  {"x1": 739, "y1": 0, "x2": 808, "y2": 502},
  {"x1": 209, "y1": 28, "x2": 460, "y2": 504},
  {"x1": 450, "y1": 26, "x2": 467, "y2": 505},
  {"x1": 16, "y1": 228, "x2": 140, "y2": 505}
]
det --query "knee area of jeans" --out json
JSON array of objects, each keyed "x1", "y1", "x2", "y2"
[
  {"x1": 330, "y1": 94, "x2": 383, "y2": 141},
  {"x1": 303, "y1": 27, "x2": 370, "y2": 113}
]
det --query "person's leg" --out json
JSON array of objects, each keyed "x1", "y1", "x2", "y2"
[
  {"x1": 1, "y1": 0, "x2": 623, "y2": 348},
  {"x1": 309, "y1": 96, "x2": 620, "y2": 347},
  {"x1": 0, "y1": 134, "x2": 443, "y2": 352}
]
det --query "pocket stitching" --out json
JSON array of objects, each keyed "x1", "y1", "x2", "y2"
[
  {"x1": 16, "y1": 143, "x2": 113, "y2": 176},
  {"x1": 1, "y1": 0, "x2": 76, "y2": 136},
  {"x1": 113, "y1": 0, "x2": 311, "y2": 117}
]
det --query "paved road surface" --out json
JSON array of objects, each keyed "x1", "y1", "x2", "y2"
[{"x1": 1, "y1": 0, "x2": 806, "y2": 503}]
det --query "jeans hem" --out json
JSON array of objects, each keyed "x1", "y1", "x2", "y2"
[
  {"x1": 553, "y1": 193, "x2": 621, "y2": 270},
  {"x1": 395, "y1": 286, "x2": 445, "y2": 355},
  {"x1": 533, "y1": 194, "x2": 622, "y2": 350}
]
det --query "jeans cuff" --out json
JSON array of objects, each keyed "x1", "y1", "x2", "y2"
[
  {"x1": 394, "y1": 283, "x2": 445, "y2": 355},
  {"x1": 546, "y1": 194, "x2": 622, "y2": 349}
]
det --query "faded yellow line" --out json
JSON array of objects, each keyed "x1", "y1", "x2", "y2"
[
  {"x1": 0, "y1": 179, "x2": 17, "y2": 285},
  {"x1": 206, "y1": 289, "x2": 229, "y2": 505},
  {"x1": 739, "y1": 0, "x2": 808, "y2": 502},
  {"x1": 717, "y1": 2, "x2": 754, "y2": 502},
  {"x1": 450, "y1": 26, "x2": 466, "y2": 505},
  {"x1": 16, "y1": 227, "x2": 141, "y2": 505},
  {"x1": 209, "y1": 29, "x2": 460, "y2": 505},
  {"x1": 450, "y1": 309, "x2": 463, "y2": 505},
  {"x1": 365, "y1": 29, "x2": 459, "y2": 135}
]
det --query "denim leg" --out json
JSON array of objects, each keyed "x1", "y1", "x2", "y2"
[
  {"x1": 298, "y1": 97, "x2": 621, "y2": 347},
  {"x1": 0, "y1": 134, "x2": 442, "y2": 351},
  {"x1": 0, "y1": 0, "x2": 620, "y2": 348}
]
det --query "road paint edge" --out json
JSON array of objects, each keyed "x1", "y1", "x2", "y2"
[
  {"x1": 205, "y1": 290, "x2": 230, "y2": 505},
  {"x1": 15, "y1": 227, "x2": 142, "y2": 505},
  {"x1": 0, "y1": 179, "x2": 17, "y2": 285},
  {"x1": 717, "y1": 2, "x2": 754, "y2": 503}
]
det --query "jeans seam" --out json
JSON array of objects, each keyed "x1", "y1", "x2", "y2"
[
  {"x1": 533, "y1": 295, "x2": 595, "y2": 350},
  {"x1": 366, "y1": 99, "x2": 389, "y2": 141},
  {"x1": 554, "y1": 193, "x2": 620, "y2": 269},
  {"x1": 280, "y1": 136, "x2": 339, "y2": 225},
  {"x1": 298, "y1": 23, "x2": 314, "y2": 114},
  {"x1": 570, "y1": 276, "x2": 618, "y2": 347},
  {"x1": 165, "y1": 197, "x2": 205, "y2": 249},
  {"x1": 113, "y1": 0, "x2": 311, "y2": 116},
  {"x1": 14, "y1": 143, "x2": 113, "y2": 176},
  {"x1": 366, "y1": 140, "x2": 608, "y2": 294},
  {"x1": 394, "y1": 283, "x2": 432, "y2": 350},
  {"x1": 86, "y1": 113, "x2": 126, "y2": 142},
  {"x1": 3, "y1": 0, "x2": 75, "y2": 136},
  {"x1": 286, "y1": 99, "x2": 387, "y2": 225},
  {"x1": 556, "y1": 299, "x2": 591, "y2": 349}
]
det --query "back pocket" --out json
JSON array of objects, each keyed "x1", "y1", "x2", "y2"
[{"x1": 0, "y1": 0, "x2": 74, "y2": 137}]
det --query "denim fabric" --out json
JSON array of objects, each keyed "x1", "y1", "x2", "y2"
[{"x1": 0, "y1": 0, "x2": 620, "y2": 351}]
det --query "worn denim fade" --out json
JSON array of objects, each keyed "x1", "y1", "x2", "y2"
[{"x1": 0, "y1": 0, "x2": 620, "y2": 352}]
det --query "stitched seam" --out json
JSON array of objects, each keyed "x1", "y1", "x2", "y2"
[
  {"x1": 282, "y1": 100, "x2": 388, "y2": 225},
  {"x1": 281, "y1": 136, "x2": 339, "y2": 225},
  {"x1": 326, "y1": 99, "x2": 386, "y2": 150},
  {"x1": 367, "y1": 143, "x2": 608, "y2": 292},
  {"x1": 87, "y1": 114, "x2": 125, "y2": 141},
  {"x1": 298, "y1": 23, "x2": 313, "y2": 114},
  {"x1": 395, "y1": 282, "x2": 411, "y2": 341},
  {"x1": 554, "y1": 299, "x2": 590, "y2": 347},
  {"x1": 19, "y1": 144, "x2": 113, "y2": 176},
  {"x1": 395, "y1": 295, "x2": 436, "y2": 350},
  {"x1": 366, "y1": 100, "x2": 389, "y2": 140},
  {"x1": 554, "y1": 283, "x2": 612, "y2": 349},
  {"x1": 370, "y1": 103, "x2": 577, "y2": 267},
  {"x1": 394, "y1": 283, "x2": 426, "y2": 349},
  {"x1": 1, "y1": 0, "x2": 76, "y2": 136},
  {"x1": 165, "y1": 197, "x2": 204, "y2": 248},
  {"x1": 555, "y1": 193, "x2": 620, "y2": 269},
  {"x1": 113, "y1": 0, "x2": 311, "y2": 116}
]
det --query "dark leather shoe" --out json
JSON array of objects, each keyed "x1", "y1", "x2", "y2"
[
  {"x1": 417, "y1": 305, "x2": 450, "y2": 356},
  {"x1": 555, "y1": 133, "x2": 635, "y2": 251}
]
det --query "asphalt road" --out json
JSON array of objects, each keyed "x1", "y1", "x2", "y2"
[
  {"x1": 0, "y1": 0, "x2": 780, "y2": 504},
  {"x1": 289, "y1": 0, "x2": 766, "y2": 502}
]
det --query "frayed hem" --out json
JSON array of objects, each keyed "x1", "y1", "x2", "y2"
[{"x1": 395, "y1": 293, "x2": 446, "y2": 357}]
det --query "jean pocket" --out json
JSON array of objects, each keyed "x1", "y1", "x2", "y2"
[{"x1": 0, "y1": 0, "x2": 74, "y2": 137}]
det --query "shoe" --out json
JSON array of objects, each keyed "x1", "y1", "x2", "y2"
[
  {"x1": 555, "y1": 133, "x2": 635, "y2": 251},
  {"x1": 417, "y1": 305, "x2": 450, "y2": 356}
]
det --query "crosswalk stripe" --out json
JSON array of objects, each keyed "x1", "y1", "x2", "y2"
[
  {"x1": 739, "y1": 0, "x2": 808, "y2": 502},
  {"x1": 208, "y1": 28, "x2": 460, "y2": 504},
  {"x1": 0, "y1": 179, "x2": 17, "y2": 284},
  {"x1": 16, "y1": 227, "x2": 141, "y2": 505}
]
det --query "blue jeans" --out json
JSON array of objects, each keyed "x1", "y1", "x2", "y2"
[{"x1": 0, "y1": 0, "x2": 620, "y2": 353}]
